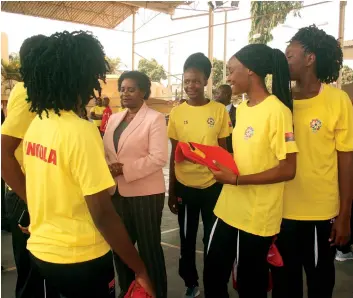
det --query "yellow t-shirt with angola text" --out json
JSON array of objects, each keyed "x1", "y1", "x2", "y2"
[
  {"x1": 215, "y1": 96, "x2": 298, "y2": 237},
  {"x1": 1, "y1": 82, "x2": 35, "y2": 169},
  {"x1": 23, "y1": 110, "x2": 115, "y2": 264},
  {"x1": 168, "y1": 100, "x2": 232, "y2": 189},
  {"x1": 283, "y1": 84, "x2": 353, "y2": 220},
  {"x1": 90, "y1": 105, "x2": 105, "y2": 127}
]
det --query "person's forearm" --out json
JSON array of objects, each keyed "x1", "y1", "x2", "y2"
[
  {"x1": 1, "y1": 154, "x2": 27, "y2": 202},
  {"x1": 123, "y1": 154, "x2": 167, "y2": 183},
  {"x1": 169, "y1": 153, "x2": 176, "y2": 194},
  {"x1": 337, "y1": 151, "x2": 353, "y2": 219},
  {"x1": 96, "y1": 210, "x2": 146, "y2": 274},
  {"x1": 218, "y1": 138, "x2": 227, "y2": 150},
  {"x1": 237, "y1": 165, "x2": 295, "y2": 186}
]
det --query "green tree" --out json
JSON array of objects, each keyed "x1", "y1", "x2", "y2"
[
  {"x1": 212, "y1": 58, "x2": 224, "y2": 88},
  {"x1": 105, "y1": 56, "x2": 121, "y2": 74},
  {"x1": 265, "y1": 75, "x2": 273, "y2": 93},
  {"x1": 249, "y1": 1, "x2": 303, "y2": 44},
  {"x1": 342, "y1": 65, "x2": 353, "y2": 85},
  {"x1": 138, "y1": 58, "x2": 167, "y2": 82},
  {"x1": 1, "y1": 52, "x2": 21, "y2": 82},
  {"x1": 1, "y1": 53, "x2": 22, "y2": 95},
  {"x1": 265, "y1": 75, "x2": 296, "y2": 93}
]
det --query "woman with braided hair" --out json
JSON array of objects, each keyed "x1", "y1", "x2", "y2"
[
  {"x1": 203, "y1": 44, "x2": 298, "y2": 298},
  {"x1": 19, "y1": 31, "x2": 154, "y2": 298},
  {"x1": 271, "y1": 25, "x2": 353, "y2": 298}
]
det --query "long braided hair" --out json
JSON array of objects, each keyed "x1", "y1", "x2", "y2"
[
  {"x1": 20, "y1": 31, "x2": 109, "y2": 118},
  {"x1": 289, "y1": 25, "x2": 343, "y2": 83}
]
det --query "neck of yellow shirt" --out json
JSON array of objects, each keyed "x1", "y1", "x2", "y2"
[
  {"x1": 247, "y1": 86, "x2": 270, "y2": 107},
  {"x1": 188, "y1": 95, "x2": 209, "y2": 106}
]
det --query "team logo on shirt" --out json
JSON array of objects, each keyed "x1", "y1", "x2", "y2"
[
  {"x1": 244, "y1": 126, "x2": 254, "y2": 140},
  {"x1": 310, "y1": 119, "x2": 322, "y2": 133},
  {"x1": 207, "y1": 117, "x2": 215, "y2": 127},
  {"x1": 184, "y1": 120, "x2": 188, "y2": 124}
]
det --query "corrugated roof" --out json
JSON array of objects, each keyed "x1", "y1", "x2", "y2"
[{"x1": 1, "y1": 1, "x2": 187, "y2": 29}]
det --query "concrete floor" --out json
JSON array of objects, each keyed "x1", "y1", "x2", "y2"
[{"x1": 2, "y1": 200, "x2": 353, "y2": 298}]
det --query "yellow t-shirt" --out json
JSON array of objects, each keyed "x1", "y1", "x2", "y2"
[
  {"x1": 23, "y1": 110, "x2": 115, "y2": 264},
  {"x1": 168, "y1": 100, "x2": 232, "y2": 189},
  {"x1": 214, "y1": 96, "x2": 298, "y2": 237},
  {"x1": 283, "y1": 84, "x2": 353, "y2": 220},
  {"x1": 90, "y1": 105, "x2": 105, "y2": 127},
  {"x1": 1, "y1": 82, "x2": 35, "y2": 169}
]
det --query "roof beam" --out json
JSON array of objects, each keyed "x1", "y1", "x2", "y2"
[
  {"x1": 121, "y1": 1, "x2": 183, "y2": 15},
  {"x1": 1, "y1": 1, "x2": 187, "y2": 29}
]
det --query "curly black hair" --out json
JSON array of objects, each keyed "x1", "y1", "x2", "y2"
[
  {"x1": 19, "y1": 35, "x2": 47, "y2": 64},
  {"x1": 183, "y1": 52, "x2": 212, "y2": 80},
  {"x1": 118, "y1": 71, "x2": 151, "y2": 100},
  {"x1": 290, "y1": 25, "x2": 343, "y2": 83},
  {"x1": 20, "y1": 31, "x2": 109, "y2": 118}
]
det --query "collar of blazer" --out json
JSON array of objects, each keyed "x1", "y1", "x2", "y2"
[{"x1": 105, "y1": 102, "x2": 149, "y2": 157}]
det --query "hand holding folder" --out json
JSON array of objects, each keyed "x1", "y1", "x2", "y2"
[{"x1": 175, "y1": 142, "x2": 239, "y2": 175}]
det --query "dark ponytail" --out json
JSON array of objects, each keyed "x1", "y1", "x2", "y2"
[
  {"x1": 234, "y1": 44, "x2": 293, "y2": 111},
  {"x1": 271, "y1": 49, "x2": 292, "y2": 111}
]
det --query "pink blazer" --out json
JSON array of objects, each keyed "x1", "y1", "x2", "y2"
[{"x1": 103, "y1": 103, "x2": 168, "y2": 197}]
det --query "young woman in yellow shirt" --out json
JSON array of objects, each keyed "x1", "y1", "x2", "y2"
[
  {"x1": 203, "y1": 44, "x2": 298, "y2": 298},
  {"x1": 168, "y1": 53, "x2": 232, "y2": 297},
  {"x1": 19, "y1": 31, "x2": 154, "y2": 298},
  {"x1": 272, "y1": 25, "x2": 353, "y2": 298}
]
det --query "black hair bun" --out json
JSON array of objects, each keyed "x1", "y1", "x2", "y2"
[{"x1": 183, "y1": 52, "x2": 212, "y2": 80}]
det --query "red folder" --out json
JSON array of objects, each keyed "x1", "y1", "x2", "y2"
[{"x1": 175, "y1": 142, "x2": 239, "y2": 175}]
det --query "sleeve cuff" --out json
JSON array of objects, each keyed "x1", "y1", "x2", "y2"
[
  {"x1": 218, "y1": 132, "x2": 230, "y2": 139},
  {"x1": 82, "y1": 179, "x2": 116, "y2": 196},
  {"x1": 336, "y1": 144, "x2": 353, "y2": 152},
  {"x1": 1, "y1": 131, "x2": 24, "y2": 140}
]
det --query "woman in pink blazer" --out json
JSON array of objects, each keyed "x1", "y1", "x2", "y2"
[{"x1": 103, "y1": 71, "x2": 168, "y2": 298}]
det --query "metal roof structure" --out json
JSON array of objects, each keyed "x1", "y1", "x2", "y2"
[{"x1": 1, "y1": 1, "x2": 186, "y2": 29}]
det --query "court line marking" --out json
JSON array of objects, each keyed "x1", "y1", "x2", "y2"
[
  {"x1": 161, "y1": 222, "x2": 202, "y2": 235},
  {"x1": 2, "y1": 266, "x2": 16, "y2": 272},
  {"x1": 161, "y1": 228, "x2": 179, "y2": 234},
  {"x1": 161, "y1": 242, "x2": 204, "y2": 254}
]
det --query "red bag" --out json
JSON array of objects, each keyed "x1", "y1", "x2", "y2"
[
  {"x1": 267, "y1": 241, "x2": 284, "y2": 267},
  {"x1": 231, "y1": 241, "x2": 283, "y2": 292},
  {"x1": 175, "y1": 142, "x2": 239, "y2": 174},
  {"x1": 124, "y1": 281, "x2": 152, "y2": 298}
]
